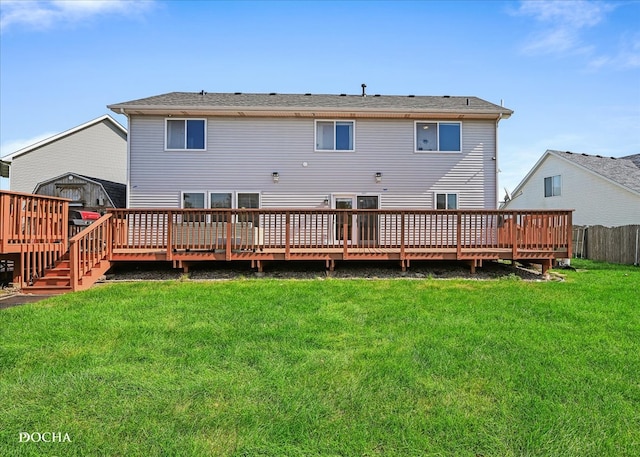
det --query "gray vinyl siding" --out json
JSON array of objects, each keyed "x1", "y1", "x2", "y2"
[
  {"x1": 10, "y1": 120, "x2": 127, "y2": 193},
  {"x1": 128, "y1": 116, "x2": 498, "y2": 209}
]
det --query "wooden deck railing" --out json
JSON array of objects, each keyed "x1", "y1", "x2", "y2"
[
  {"x1": 0, "y1": 190, "x2": 69, "y2": 287},
  {"x1": 69, "y1": 213, "x2": 112, "y2": 291},
  {"x1": 108, "y1": 208, "x2": 572, "y2": 271}
]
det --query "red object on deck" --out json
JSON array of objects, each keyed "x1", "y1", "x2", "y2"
[{"x1": 77, "y1": 210, "x2": 100, "y2": 220}]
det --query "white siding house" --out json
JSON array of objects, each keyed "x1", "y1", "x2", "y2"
[
  {"x1": 7, "y1": 115, "x2": 127, "y2": 194},
  {"x1": 108, "y1": 92, "x2": 512, "y2": 210},
  {"x1": 502, "y1": 150, "x2": 640, "y2": 226}
]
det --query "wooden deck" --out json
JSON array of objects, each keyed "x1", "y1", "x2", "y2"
[
  {"x1": 1, "y1": 190, "x2": 572, "y2": 294},
  {"x1": 109, "y1": 208, "x2": 572, "y2": 274}
]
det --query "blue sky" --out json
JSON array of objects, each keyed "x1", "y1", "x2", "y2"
[{"x1": 1, "y1": 0, "x2": 639, "y2": 195}]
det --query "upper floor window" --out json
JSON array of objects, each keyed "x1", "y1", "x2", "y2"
[
  {"x1": 436, "y1": 193, "x2": 458, "y2": 209},
  {"x1": 544, "y1": 175, "x2": 561, "y2": 197},
  {"x1": 415, "y1": 122, "x2": 461, "y2": 152},
  {"x1": 166, "y1": 119, "x2": 206, "y2": 150},
  {"x1": 315, "y1": 120, "x2": 354, "y2": 151}
]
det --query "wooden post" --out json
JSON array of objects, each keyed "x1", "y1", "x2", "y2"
[
  {"x1": 0, "y1": 193, "x2": 9, "y2": 253},
  {"x1": 400, "y1": 212, "x2": 405, "y2": 263},
  {"x1": 226, "y1": 211, "x2": 232, "y2": 261},
  {"x1": 566, "y1": 211, "x2": 573, "y2": 259},
  {"x1": 456, "y1": 211, "x2": 462, "y2": 260},
  {"x1": 511, "y1": 212, "x2": 518, "y2": 260},
  {"x1": 343, "y1": 212, "x2": 349, "y2": 260},
  {"x1": 166, "y1": 210, "x2": 173, "y2": 261},
  {"x1": 69, "y1": 239, "x2": 78, "y2": 291},
  {"x1": 285, "y1": 211, "x2": 291, "y2": 260}
]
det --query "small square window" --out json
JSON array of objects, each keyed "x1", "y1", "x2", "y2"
[
  {"x1": 316, "y1": 120, "x2": 354, "y2": 151},
  {"x1": 436, "y1": 193, "x2": 458, "y2": 209},
  {"x1": 182, "y1": 191, "x2": 205, "y2": 222}
]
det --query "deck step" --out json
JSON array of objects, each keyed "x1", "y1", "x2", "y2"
[
  {"x1": 22, "y1": 285, "x2": 72, "y2": 295},
  {"x1": 44, "y1": 268, "x2": 70, "y2": 277},
  {"x1": 35, "y1": 276, "x2": 71, "y2": 286}
]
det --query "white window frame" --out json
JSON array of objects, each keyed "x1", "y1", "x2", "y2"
[
  {"x1": 180, "y1": 190, "x2": 207, "y2": 223},
  {"x1": 235, "y1": 191, "x2": 262, "y2": 209},
  {"x1": 314, "y1": 120, "x2": 356, "y2": 152},
  {"x1": 544, "y1": 175, "x2": 562, "y2": 198},
  {"x1": 180, "y1": 191, "x2": 206, "y2": 209},
  {"x1": 165, "y1": 118, "x2": 207, "y2": 151},
  {"x1": 435, "y1": 192, "x2": 459, "y2": 209},
  {"x1": 414, "y1": 121, "x2": 462, "y2": 153},
  {"x1": 209, "y1": 191, "x2": 233, "y2": 209},
  {"x1": 180, "y1": 191, "x2": 262, "y2": 210}
]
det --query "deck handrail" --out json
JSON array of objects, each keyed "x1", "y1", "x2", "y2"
[
  {"x1": 0, "y1": 190, "x2": 69, "y2": 252},
  {"x1": 69, "y1": 213, "x2": 112, "y2": 291},
  {"x1": 108, "y1": 208, "x2": 573, "y2": 263},
  {"x1": 1, "y1": 191, "x2": 70, "y2": 288}
]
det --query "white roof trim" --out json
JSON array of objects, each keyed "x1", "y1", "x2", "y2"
[{"x1": 9, "y1": 115, "x2": 127, "y2": 160}]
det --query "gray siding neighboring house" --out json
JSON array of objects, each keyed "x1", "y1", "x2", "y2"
[
  {"x1": 108, "y1": 92, "x2": 512, "y2": 210},
  {"x1": 7, "y1": 115, "x2": 127, "y2": 194},
  {"x1": 502, "y1": 150, "x2": 640, "y2": 226}
]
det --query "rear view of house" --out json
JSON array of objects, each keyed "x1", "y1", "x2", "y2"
[{"x1": 108, "y1": 90, "x2": 513, "y2": 211}]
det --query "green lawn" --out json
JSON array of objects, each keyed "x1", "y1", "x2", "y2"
[{"x1": 1, "y1": 260, "x2": 638, "y2": 456}]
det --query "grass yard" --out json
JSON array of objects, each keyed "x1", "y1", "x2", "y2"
[{"x1": 1, "y1": 260, "x2": 639, "y2": 456}]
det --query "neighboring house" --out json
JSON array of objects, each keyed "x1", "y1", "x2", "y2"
[
  {"x1": 502, "y1": 150, "x2": 640, "y2": 226},
  {"x1": 7, "y1": 115, "x2": 127, "y2": 194},
  {"x1": 33, "y1": 172, "x2": 126, "y2": 213},
  {"x1": 108, "y1": 91, "x2": 512, "y2": 211}
]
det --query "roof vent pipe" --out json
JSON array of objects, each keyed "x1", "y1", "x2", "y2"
[
  {"x1": 361, "y1": 83, "x2": 367, "y2": 97},
  {"x1": 466, "y1": 98, "x2": 469, "y2": 106}
]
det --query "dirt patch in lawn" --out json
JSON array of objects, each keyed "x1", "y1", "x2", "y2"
[{"x1": 106, "y1": 260, "x2": 547, "y2": 282}]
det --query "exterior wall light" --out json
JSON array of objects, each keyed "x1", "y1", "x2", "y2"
[
  {"x1": 272, "y1": 172, "x2": 279, "y2": 183},
  {"x1": 375, "y1": 172, "x2": 382, "y2": 183}
]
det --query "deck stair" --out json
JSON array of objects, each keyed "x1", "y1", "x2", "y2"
[{"x1": 22, "y1": 255, "x2": 111, "y2": 295}]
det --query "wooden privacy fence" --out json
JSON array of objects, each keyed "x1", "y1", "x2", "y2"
[{"x1": 573, "y1": 225, "x2": 640, "y2": 265}]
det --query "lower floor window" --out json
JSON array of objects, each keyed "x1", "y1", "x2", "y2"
[
  {"x1": 436, "y1": 193, "x2": 458, "y2": 209},
  {"x1": 181, "y1": 191, "x2": 260, "y2": 223}
]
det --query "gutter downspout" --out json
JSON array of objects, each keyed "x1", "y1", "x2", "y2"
[
  {"x1": 120, "y1": 108, "x2": 131, "y2": 208},
  {"x1": 495, "y1": 113, "x2": 502, "y2": 209}
]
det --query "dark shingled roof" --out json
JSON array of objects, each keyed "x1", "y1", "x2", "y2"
[
  {"x1": 108, "y1": 91, "x2": 513, "y2": 116},
  {"x1": 620, "y1": 153, "x2": 640, "y2": 168},
  {"x1": 550, "y1": 150, "x2": 640, "y2": 195},
  {"x1": 77, "y1": 174, "x2": 126, "y2": 208}
]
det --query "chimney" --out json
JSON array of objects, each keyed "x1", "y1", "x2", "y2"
[{"x1": 361, "y1": 83, "x2": 367, "y2": 97}]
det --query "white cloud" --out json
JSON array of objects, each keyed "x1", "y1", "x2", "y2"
[
  {"x1": 513, "y1": 0, "x2": 616, "y2": 57},
  {"x1": 588, "y1": 33, "x2": 640, "y2": 70},
  {"x1": 517, "y1": 0, "x2": 611, "y2": 28},
  {"x1": 0, "y1": 132, "x2": 57, "y2": 159},
  {"x1": 0, "y1": 0, "x2": 155, "y2": 32}
]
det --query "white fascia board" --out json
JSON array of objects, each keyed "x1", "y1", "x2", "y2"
[{"x1": 9, "y1": 115, "x2": 127, "y2": 160}]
